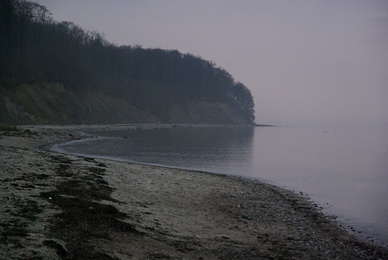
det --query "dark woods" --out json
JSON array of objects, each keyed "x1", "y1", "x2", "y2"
[{"x1": 0, "y1": 0, "x2": 255, "y2": 123}]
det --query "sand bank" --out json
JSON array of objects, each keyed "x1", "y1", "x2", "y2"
[{"x1": 1, "y1": 125, "x2": 387, "y2": 259}]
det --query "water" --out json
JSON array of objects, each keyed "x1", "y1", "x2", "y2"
[{"x1": 54, "y1": 125, "x2": 388, "y2": 246}]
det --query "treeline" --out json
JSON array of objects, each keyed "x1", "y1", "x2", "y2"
[{"x1": 0, "y1": 0, "x2": 255, "y2": 123}]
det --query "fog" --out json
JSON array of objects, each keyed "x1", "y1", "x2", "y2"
[{"x1": 34, "y1": 0, "x2": 388, "y2": 126}]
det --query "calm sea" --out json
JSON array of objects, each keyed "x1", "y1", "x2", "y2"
[{"x1": 53, "y1": 125, "x2": 388, "y2": 246}]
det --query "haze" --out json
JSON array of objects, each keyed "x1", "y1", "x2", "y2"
[{"x1": 33, "y1": 0, "x2": 388, "y2": 126}]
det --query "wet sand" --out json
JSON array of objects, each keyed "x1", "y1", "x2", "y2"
[{"x1": 1, "y1": 125, "x2": 387, "y2": 259}]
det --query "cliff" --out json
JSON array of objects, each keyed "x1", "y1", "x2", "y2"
[{"x1": 0, "y1": 82, "x2": 251, "y2": 125}]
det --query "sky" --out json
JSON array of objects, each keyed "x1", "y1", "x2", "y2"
[{"x1": 33, "y1": 0, "x2": 388, "y2": 126}]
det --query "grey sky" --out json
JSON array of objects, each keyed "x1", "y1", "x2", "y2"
[{"x1": 33, "y1": 0, "x2": 388, "y2": 126}]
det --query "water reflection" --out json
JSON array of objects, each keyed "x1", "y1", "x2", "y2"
[{"x1": 64, "y1": 126, "x2": 255, "y2": 170}]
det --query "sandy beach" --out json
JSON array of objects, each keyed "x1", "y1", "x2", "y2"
[{"x1": 1, "y1": 125, "x2": 387, "y2": 259}]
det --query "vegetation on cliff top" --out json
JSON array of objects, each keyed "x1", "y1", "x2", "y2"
[{"x1": 0, "y1": 0, "x2": 255, "y2": 124}]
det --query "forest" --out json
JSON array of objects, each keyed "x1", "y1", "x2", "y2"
[{"x1": 0, "y1": 0, "x2": 255, "y2": 124}]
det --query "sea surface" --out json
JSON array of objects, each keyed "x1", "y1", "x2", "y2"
[{"x1": 53, "y1": 125, "x2": 388, "y2": 246}]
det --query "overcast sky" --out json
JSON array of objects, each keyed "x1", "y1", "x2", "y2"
[{"x1": 33, "y1": 0, "x2": 388, "y2": 126}]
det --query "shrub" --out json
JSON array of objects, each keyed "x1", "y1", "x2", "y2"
[{"x1": 0, "y1": 124, "x2": 19, "y2": 132}]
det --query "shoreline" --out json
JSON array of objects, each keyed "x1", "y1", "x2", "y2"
[{"x1": 1, "y1": 125, "x2": 387, "y2": 259}]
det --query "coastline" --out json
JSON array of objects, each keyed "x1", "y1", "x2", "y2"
[{"x1": 1, "y1": 125, "x2": 387, "y2": 259}]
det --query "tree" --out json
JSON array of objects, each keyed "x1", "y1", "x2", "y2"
[{"x1": 0, "y1": 0, "x2": 255, "y2": 124}]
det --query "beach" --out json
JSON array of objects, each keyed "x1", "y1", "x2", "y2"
[{"x1": 1, "y1": 125, "x2": 387, "y2": 259}]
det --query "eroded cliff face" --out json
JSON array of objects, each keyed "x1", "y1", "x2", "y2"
[
  {"x1": 0, "y1": 82, "x2": 251, "y2": 125},
  {"x1": 168, "y1": 101, "x2": 249, "y2": 124},
  {"x1": 0, "y1": 82, "x2": 159, "y2": 125}
]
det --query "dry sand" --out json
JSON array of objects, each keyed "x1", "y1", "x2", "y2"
[{"x1": 1, "y1": 125, "x2": 387, "y2": 259}]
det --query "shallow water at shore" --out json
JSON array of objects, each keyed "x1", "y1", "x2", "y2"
[{"x1": 54, "y1": 125, "x2": 388, "y2": 246}]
